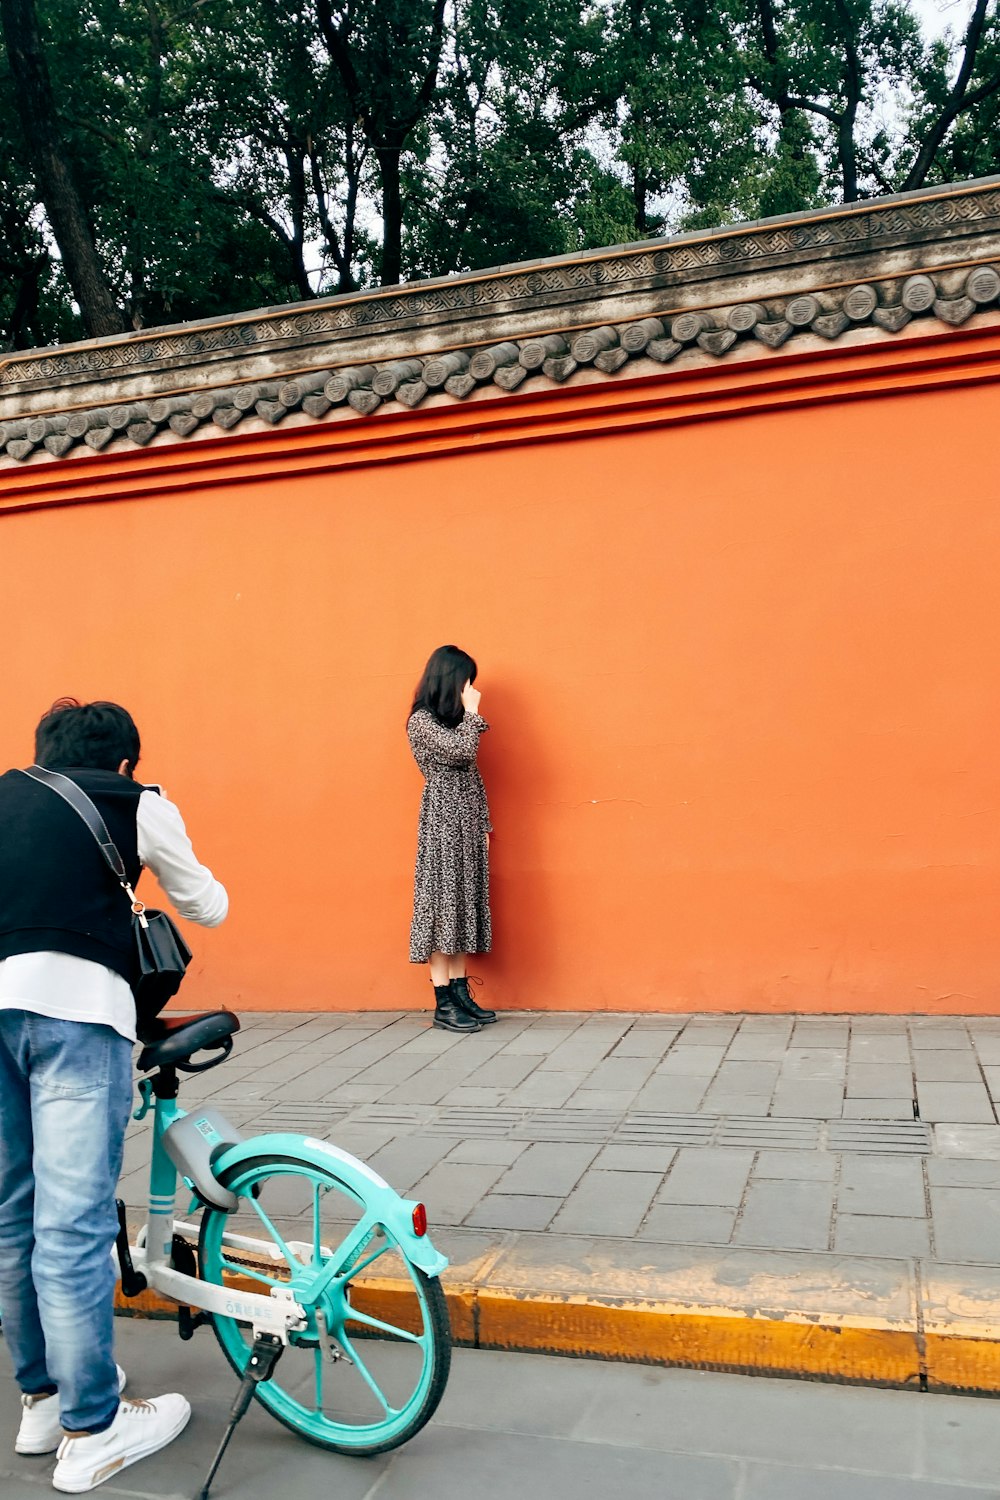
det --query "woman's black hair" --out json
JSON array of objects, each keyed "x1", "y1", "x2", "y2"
[
  {"x1": 34, "y1": 697, "x2": 141, "y2": 774},
  {"x1": 410, "y1": 645, "x2": 478, "y2": 729}
]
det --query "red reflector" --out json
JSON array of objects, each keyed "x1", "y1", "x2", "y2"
[{"x1": 412, "y1": 1203, "x2": 427, "y2": 1236}]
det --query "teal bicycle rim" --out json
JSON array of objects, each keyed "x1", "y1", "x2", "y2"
[{"x1": 198, "y1": 1152, "x2": 450, "y2": 1455}]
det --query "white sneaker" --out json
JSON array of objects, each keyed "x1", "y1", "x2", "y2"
[
  {"x1": 51, "y1": 1392, "x2": 189, "y2": 1494},
  {"x1": 15, "y1": 1366, "x2": 126, "y2": 1456}
]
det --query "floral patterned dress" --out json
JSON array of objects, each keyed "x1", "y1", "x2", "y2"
[{"x1": 408, "y1": 709, "x2": 492, "y2": 962}]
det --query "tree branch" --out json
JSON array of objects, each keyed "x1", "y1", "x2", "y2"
[{"x1": 902, "y1": 0, "x2": 996, "y2": 189}]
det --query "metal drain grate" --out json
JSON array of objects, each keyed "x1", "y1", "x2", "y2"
[
  {"x1": 215, "y1": 1101, "x2": 936, "y2": 1156},
  {"x1": 826, "y1": 1119, "x2": 932, "y2": 1154}
]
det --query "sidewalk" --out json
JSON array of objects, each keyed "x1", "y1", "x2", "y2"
[{"x1": 117, "y1": 1009, "x2": 1000, "y2": 1392}]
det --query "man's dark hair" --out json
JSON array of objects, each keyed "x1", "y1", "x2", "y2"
[
  {"x1": 410, "y1": 645, "x2": 478, "y2": 729},
  {"x1": 34, "y1": 698, "x2": 141, "y2": 774}
]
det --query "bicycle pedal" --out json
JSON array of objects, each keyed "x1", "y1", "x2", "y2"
[
  {"x1": 114, "y1": 1199, "x2": 147, "y2": 1298},
  {"x1": 178, "y1": 1305, "x2": 212, "y2": 1341}
]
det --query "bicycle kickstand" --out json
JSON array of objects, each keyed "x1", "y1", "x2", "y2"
[{"x1": 193, "y1": 1333, "x2": 284, "y2": 1500}]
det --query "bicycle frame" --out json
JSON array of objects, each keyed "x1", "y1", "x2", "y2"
[
  {"x1": 125, "y1": 1076, "x2": 447, "y2": 1343},
  {"x1": 126, "y1": 1084, "x2": 308, "y2": 1343}
]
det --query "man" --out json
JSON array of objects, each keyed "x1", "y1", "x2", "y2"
[{"x1": 0, "y1": 698, "x2": 228, "y2": 1493}]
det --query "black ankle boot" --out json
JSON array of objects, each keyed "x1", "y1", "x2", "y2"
[
  {"x1": 450, "y1": 976, "x2": 497, "y2": 1024},
  {"x1": 432, "y1": 983, "x2": 481, "y2": 1032}
]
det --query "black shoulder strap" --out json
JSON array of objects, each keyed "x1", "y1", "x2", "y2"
[{"x1": 18, "y1": 765, "x2": 128, "y2": 882}]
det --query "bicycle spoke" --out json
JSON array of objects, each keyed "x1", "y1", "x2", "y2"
[
  {"x1": 312, "y1": 1183, "x2": 322, "y2": 1266},
  {"x1": 336, "y1": 1330, "x2": 395, "y2": 1417},
  {"x1": 217, "y1": 1254, "x2": 283, "y2": 1289},
  {"x1": 245, "y1": 1192, "x2": 304, "y2": 1270},
  {"x1": 345, "y1": 1307, "x2": 423, "y2": 1346},
  {"x1": 341, "y1": 1237, "x2": 394, "y2": 1279}
]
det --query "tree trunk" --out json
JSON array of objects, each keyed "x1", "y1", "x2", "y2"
[
  {"x1": 0, "y1": 0, "x2": 126, "y2": 337},
  {"x1": 377, "y1": 144, "x2": 403, "y2": 286}
]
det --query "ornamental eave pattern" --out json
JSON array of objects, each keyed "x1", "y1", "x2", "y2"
[{"x1": 2, "y1": 176, "x2": 1000, "y2": 468}]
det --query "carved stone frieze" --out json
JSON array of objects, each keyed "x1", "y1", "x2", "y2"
[
  {"x1": 2, "y1": 177, "x2": 1000, "y2": 405},
  {"x1": 2, "y1": 179, "x2": 1000, "y2": 469}
]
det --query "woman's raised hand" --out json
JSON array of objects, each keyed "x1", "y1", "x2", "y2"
[{"x1": 461, "y1": 681, "x2": 482, "y2": 715}]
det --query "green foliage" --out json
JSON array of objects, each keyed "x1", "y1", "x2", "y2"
[{"x1": 1, "y1": 0, "x2": 999, "y2": 347}]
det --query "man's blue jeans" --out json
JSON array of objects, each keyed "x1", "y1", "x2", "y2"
[{"x1": 0, "y1": 1011, "x2": 132, "y2": 1433}]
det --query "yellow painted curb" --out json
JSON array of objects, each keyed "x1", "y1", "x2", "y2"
[
  {"x1": 115, "y1": 1277, "x2": 1000, "y2": 1393},
  {"x1": 113, "y1": 1230, "x2": 1000, "y2": 1393},
  {"x1": 474, "y1": 1289, "x2": 922, "y2": 1386}
]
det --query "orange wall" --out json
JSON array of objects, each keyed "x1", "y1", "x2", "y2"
[{"x1": 2, "y1": 355, "x2": 1000, "y2": 1013}]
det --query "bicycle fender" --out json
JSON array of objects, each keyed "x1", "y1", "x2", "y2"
[{"x1": 212, "y1": 1132, "x2": 449, "y2": 1277}]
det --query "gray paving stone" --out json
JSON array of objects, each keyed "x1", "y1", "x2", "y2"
[
  {"x1": 916, "y1": 1081, "x2": 995, "y2": 1123},
  {"x1": 411, "y1": 1160, "x2": 507, "y2": 1224},
  {"x1": 700, "y1": 1092, "x2": 772, "y2": 1115},
  {"x1": 367, "y1": 1134, "x2": 460, "y2": 1192},
  {"x1": 680, "y1": 1019, "x2": 741, "y2": 1041},
  {"x1": 564, "y1": 1087, "x2": 637, "y2": 1111},
  {"x1": 348, "y1": 1052, "x2": 428, "y2": 1085},
  {"x1": 582, "y1": 1055, "x2": 658, "y2": 1091},
  {"x1": 933, "y1": 1123, "x2": 1000, "y2": 1157},
  {"x1": 914, "y1": 1049, "x2": 982, "y2": 1081},
  {"x1": 252, "y1": 1049, "x2": 343, "y2": 1084},
  {"x1": 463, "y1": 1194, "x2": 561, "y2": 1230},
  {"x1": 909, "y1": 1027, "x2": 971, "y2": 1050},
  {"x1": 630, "y1": 1015, "x2": 690, "y2": 1029},
  {"x1": 711, "y1": 1060, "x2": 780, "y2": 1093},
  {"x1": 847, "y1": 1035, "x2": 911, "y2": 1065},
  {"x1": 655, "y1": 1045, "x2": 726, "y2": 1075},
  {"x1": 318, "y1": 1123, "x2": 397, "y2": 1158},
  {"x1": 462, "y1": 1053, "x2": 539, "y2": 1088},
  {"x1": 536, "y1": 1040, "x2": 619, "y2": 1072},
  {"x1": 397, "y1": 1028, "x2": 468, "y2": 1054},
  {"x1": 841, "y1": 1098, "x2": 916, "y2": 1119},
  {"x1": 638, "y1": 1204, "x2": 737, "y2": 1243},
  {"x1": 552, "y1": 1169, "x2": 662, "y2": 1236},
  {"x1": 734, "y1": 1180, "x2": 833, "y2": 1250},
  {"x1": 313, "y1": 1080, "x2": 391, "y2": 1104},
  {"x1": 438, "y1": 1087, "x2": 509, "y2": 1107},
  {"x1": 971, "y1": 1035, "x2": 1000, "y2": 1063},
  {"x1": 501, "y1": 1071, "x2": 585, "y2": 1107},
  {"x1": 373, "y1": 1072, "x2": 454, "y2": 1105},
  {"x1": 754, "y1": 1150, "x2": 837, "y2": 1181},
  {"x1": 742, "y1": 1465, "x2": 989, "y2": 1500},
  {"x1": 982, "y1": 1066, "x2": 1000, "y2": 1097},
  {"x1": 837, "y1": 1156, "x2": 926, "y2": 1217},
  {"x1": 446, "y1": 1139, "x2": 530, "y2": 1166},
  {"x1": 929, "y1": 1186, "x2": 1000, "y2": 1263},
  {"x1": 723, "y1": 1035, "x2": 790, "y2": 1061},
  {"x1": 611, "y1": 1030, "x2": 677, "y2": 1057},
  {"x1": 778, "y1": 1049, "x2": 846, "y2": 1081},
  {"x1": 594, "y1": 1143, "x2": 677, "y2": 1173},
  {"x1": 789, "y1": 1026, "x2": 849, "y2": 1048},
  {"x1": 633, "y1": 1077, "x2": 710, "y2": 1111},
  {"x1": 833, "y1": 1213, "x2": 932, "y2": 1257},
  {"x1": 266, "y1": 1065, "x2": 351, "y2": 1101},
  {"x1": 845, "y1": 1064, "x2": 914, "y2": 1099},
  {"x1": 658, "y1": 1148, "x2": 754, "y2": 1207},
  {"x1": 498, "y1": 1025, "x2": 581, "y2": 1054},
  {"x1": 770, "y1": 1082, "x2": 844, "y2": 1117},
  {"x1": 926, "y1": 1156, "x2": 1000, "y2": 1188},
  {"x1": 495, "y1": 1141, "x2": 601, "y2": 1196}
]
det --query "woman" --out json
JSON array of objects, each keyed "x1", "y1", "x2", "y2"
[{"x1": 408, "y1": 644, "x2": 496, "y2": 1032}]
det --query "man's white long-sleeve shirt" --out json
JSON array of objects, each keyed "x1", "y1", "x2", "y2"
[{"x1": 0, "y1": 789, "x2": 228, "y2": 1042}]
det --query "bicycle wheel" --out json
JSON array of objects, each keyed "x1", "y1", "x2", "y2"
[{"x1": 198, "y1": 1151, "x2": 451, "y2": 1455}]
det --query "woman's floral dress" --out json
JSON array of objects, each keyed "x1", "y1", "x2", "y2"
[{"x1": 408, "y1": 709, "x2": 492, "y2": 962}]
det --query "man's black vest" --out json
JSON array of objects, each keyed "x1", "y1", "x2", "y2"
[{"x1": 0, "y1": 766, "x2": 144, "y2": 982}]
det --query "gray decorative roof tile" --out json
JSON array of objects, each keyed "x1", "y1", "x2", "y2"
[{"x1": 2, "y1": 178, "x2": 1000, "y2": 469}]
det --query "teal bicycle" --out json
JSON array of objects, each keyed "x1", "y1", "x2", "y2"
[{"x1": 116, "y1": 1010, "x2": 451, "y2": 1492}]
